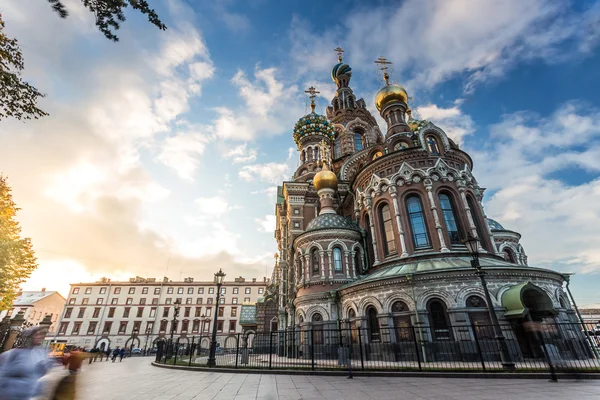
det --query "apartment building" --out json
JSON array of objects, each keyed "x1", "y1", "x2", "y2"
[
  {"x1": 52, "y1": 276, "x2": 269, "y2": 350},
  {"x1": 0, "y1": 289, "x2": 65, "y2": 333}
]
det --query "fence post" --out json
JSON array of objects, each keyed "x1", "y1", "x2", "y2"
[
  {"x1": 173, "y1": 341, "x2": 178, "y2": 365},
  {"x1": 410, "y1": 325, "x2": 422, "y2": 372},
  {"x1": 188, "y1": 336, "x2": 195, "y2": 366},
  {"x1": 357, "y1": 326, "x2": 365, "y2": 371},
  {"x1": 471, "y1": 322, "x2": 486, "y2": 372},
  {"x1": 269, "y1": 331, "x2": 273, "y2": 370},
  {"x1": 346, "y1": 323, "x2": 353, "y2": 379},
  {"x1": 235, "y1": 333, "x2": 240, "y2": 369},
  {"x1": 537, "y1": 329, "x2": 558, "y2": 382},
  {"x1": 310, "y1": 328, "x2": 315, "y2": 371}
]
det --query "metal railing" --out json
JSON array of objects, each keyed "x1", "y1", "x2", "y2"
[{"x1": 154, "y1": 322, "x2": 600, "y2": 378}]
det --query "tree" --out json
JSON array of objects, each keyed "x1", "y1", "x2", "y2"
[
  {"x1": 0, "y1": 176, "x2": 38, "y2": 310},
  {"x1": 0, "y1": 1, "x2": 166, "y2": 121}
]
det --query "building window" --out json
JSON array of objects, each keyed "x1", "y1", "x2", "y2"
[
  {"x1": 152, "y1": 298, "x2": 159, "y2": 305},
  {"x1": 439, "y1": 193, "x2": 462, "y2": 244},
  {"x1": 245, "y1": 288, "x2": 251, "y2": 294},
  {"x1": 393, "y1": 141, "x2": 409, "y2": 151},
  {"x1": 258, "y1": 288, "x2": 264, "y2": 294},
  {"x1": 142, "y1": 287, "x2": 148, "y2": 294},
  {"x1": 64, "y1": 308, "x2": 73, "y2": 318},
  {"x1": 218, "y1": 307, "x2": 224, "y2": 317},
  {"x1": 87, "y1": 322, "x2": 97, "y2": 335},
  {"x1": 196, "y1": 298, "x2": 203, "y2": 305},
  {"x1": 118, "y1": 322, "x2": 127, "y2": 334},
  {"x1": 406, "y1": 196, "x2": 431, "y2": 248},
  {"x1": 229, "y1": 321, "x2": 237, "y2": 332},
  {"x1": 207, "y1": 298, "x2": 213, "y2": 305},
  {"x1": 426, "y1": 136, "x2": 440, "y2": 155},
  {"x1": 186, "y1": 298, "x2": 193, "y2": 305},
  {"x1": 108, "y1": 308, "x2": 115, "y2": 318},
  {"x1": 221, "y1": 287, "x2": 226, "y2": 294},
  {"x1": 114, "y1": 287, "x2": 121, "y2": 294},
  {"x1": 366, "y1": 306, "x2": 380, "y2": 342},
  {"x1": 82, "y1": 298, "x2": 89, "y2": 305},
  {"x1": 232, "y1": 298, "x2": 238, "y2": 304},
  {"x1": 195, "y1": 307, "x2": 202, "y2": 317},
  {"x1": 99, "y1": 287, "x2": 106, "y2": 294},
  {"x1": 391, "y1": 301, "x2": 412, "y2": 341},
  {"x1": 96, "y1": 298, "x2": 103, "y2": 305},
  {"x1": 466, "y1": 296, "x2": 492, "y2": 338},
  {"x1": 354, "y1": 132, "x2": 364, "y2": 152},
  {"x1": 187, "y1": 287, "x2": 194, "y2": 294},
  {"x1": 77, "y1": 308, "x2": 85, "y2": 318},
  {"x1": 244, "y1": 297, "x2": 250, "y2": 303},
  {"x1": 154, "y1": 288, "x2": 161, "y2": 295},
  {"x1": 132, "y1": 321, "x2": 141, "y2": 333},
  {"x1": 181, "y1": 320, "x2": 189, "y2": 332},
  {"x1": 85, "y1": 288, "x2": 92, "y2": 294},
  {"x1": 128, "y1": 287, "x2": 135, "y2": 294},
  {"x1": 428, "y1": 299, "x2": 452, "y2": 340},
  {"x1": 126, "y1": 298, "x2": 133, "y2": 305},
  {"x1": 171, "y1": 321, "x2": 178, "y2": 333},
  {"x1": 103, "y1": 322, "x2": 112, "y2": 334},
  {"x1": 72, "y1": 322, "x2": 81, "y2": 335},
  {"x1": 206, "y1": 308, "x2": 211, "y2": 317},
  {"x1": 58, "y1": 322, "x2": 69, "y2": 335},
  {"x1": 219, "y1": 298, "x2": 225, "y2": 304},
  {"x1": 145, "y1": 321, "x2": 154, "y2": 334},
  {"x1": 149, "y1": 308, "x2": 156, "y2": 318},
  {"x1": 198, "y1": 288, "x2": 204, "y2": 294},
  {"x1": 231, "y1": 307, "x2": 237, "y2": 317},
  {"x1": 163, "y1": 308, "x2": 169, "y2": 318},
  {"x1": 159, "y1": 320, "x2": 167, "y2": 331},
  {"x1": 312, "y1": 313, "x2": 323, "y2": 344},
  {"x1": 176, "y1": 298, "x2": 182, "y2": 304},
  {"x1": 379, "y1": 203, "x2": 397, "y2": 255},
  {"x1": 136, "y1": 307, "x2": 144, "y2": 318},
  {"x1": 177, "y1": 288, "x2": 184, "y2": 294},
  {"x1": 72, "y1": 287, "x2": 80, "y2": 294},
  {"x1": 192, "y1": 320, "x2": 200, "y2": 332},
  {"x1": 354, "y1": 251, "x2": 362, "y2": 274},
  {"x1": 92, "y1": 308, "x2": 100, "y2": 318},
  {"x1": 333, "y1": 247, "x2": 343, "y2": 272},
  {"x1": 233, "y1": 288, "x2": 238, "y2": 294},
  {"x1": 311, "y1": 249, "x2": 320, "y2": 274},
  {"x1": 217, "y1": 321, "x2": 223, "y2": 332},
  {"x1": 140, "y1": 298, "x2": 146, "y2": 305},
  {"x1": 167, "y1": 287, "x2": 173, "y2": 294},
  {"x1": 209, "y1": 288, "x2": 214, "y2": 294},
  {"x1": 165, "y1": 298, "x2": 172, "y2": 305},
  {"x1": 503, "y1": 248, "x2": 517, "y2": 264},
  {"x1": 184, "y1": 307, "x2": 191, "y2": 318},
  {"x1": 68, "y1": 298, "x2": 76, "y2": 305},
  {"x1": 334, "y1": 136, "x2": 342, "y2": 158}
]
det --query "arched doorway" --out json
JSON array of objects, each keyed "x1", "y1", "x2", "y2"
[
  {"x1": 391, "y1": 301, "x2": 412, "y2": 341},
  {"x1": 366, "y1": 306, "x2": 380, "y2": 343},
  {"x1": 311, "y1": 313, "x2": 324, "y2": 345},
  {"x1": 427, "y1": 299, "x2": 452, "y2": 340}
]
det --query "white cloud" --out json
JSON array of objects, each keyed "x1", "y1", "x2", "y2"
[
  {"x1": 239, "y1": 163, "x2": 290, "y2": 185},
  {"x1": 255, "y1": 215, "x2": 276, "y2": 233},
  {"x1": 195, "y1": 196, "x2": 230, "y2": 216},
  {"x1": 223, "y1": 143, "x2": 258, "y2": 164},
  {"x1": 417, "y1": 102, "x2": 475, "y2": 143},
  {"x1": 157, "y1": 132, "x2": 210, "y2": 181}
]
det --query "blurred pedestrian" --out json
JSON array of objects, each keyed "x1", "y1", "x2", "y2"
[
  {"x1": 119, "y1": 348, "x2": 125, "y2": 362},
  {"x1": 105, "y1": 347, "x2": 111, "y2": 362},
  {"x1": 0, "y1": 326, "x2": 57, "y2": 400},
  {"x1": 111, "y1": 347, "x2": 120, "y2": 363}
]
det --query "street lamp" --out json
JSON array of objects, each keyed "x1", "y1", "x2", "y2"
[
  {"x1": 463, "y1": 234, "x2": 515, "y2": 370},
  {"x1": 168, "y1": 299, "x2": 181, "y2": 358},
  {"x1": 207, "y1": 268, "x2": 226, "y2": 367}
]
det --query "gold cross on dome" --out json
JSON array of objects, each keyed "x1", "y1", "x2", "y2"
[
  {"x1": 374, "y1": 56, "x2": 393, "y2": 85},
  {"x1": 334, "y1": 47, "x2": 344, "y2": 62},
  {"x1": 304, "y1": 86, "x2": 320, "y2": 112}
]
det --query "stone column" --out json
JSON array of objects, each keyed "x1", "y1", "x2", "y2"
[
  {"x1": 320, "y1": 251, "x2": 326, "y2": 280},
  {"x1": 458, "y1": 184, "x2": 478, "y2": 240},
  {"x1": 3, "y1": 311, "x2": 25, "y2": 351},
  {"x1": 344, "y1": 251, "x2": 351, "y2": 279},
  {"x1": 424, "y1": 179, "x2": 449, "y2": 252},
  {"x1": 389, "y1": 187, "x2": 409, "y2": 258},
  {"x1": 327, "y1": 250, "x2": 333, "y2": 279},
  {"x1": 365, "y1": 196, "x2": 380, "y2": 264},
  {"x1": 350, "y1": 251, "x2": 357, "y2": 279},
  {"x1": 304, "y1": 255, "x2": 310, "y2": 283}
]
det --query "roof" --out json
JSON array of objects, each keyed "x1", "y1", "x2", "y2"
[
  {"x1": 13, "y1": 291, "x2": 60, "y2": 305},
  {"x1": 487, "y1": 218, "x2": 505, "y2": 231},
  {"x1": 306, "y1": 213, "x2": 361, "y2": 232}
]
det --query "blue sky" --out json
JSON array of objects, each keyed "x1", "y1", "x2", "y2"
[{"x1": 2, "y1": 0, "x2": 600, "y2": 306}]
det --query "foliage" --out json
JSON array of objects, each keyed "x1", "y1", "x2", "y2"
[
  {"x1": 0, "y1": 176, "x2": 38, "y2": 310},
  {"x1": 48, "y1": 0, "x2": 167, "y2": 42},
  {"x1": 0, "y1": 16, "x2": 48, "y2": 121}
]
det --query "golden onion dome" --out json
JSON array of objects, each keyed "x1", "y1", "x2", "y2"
[
  {"x1": 313, "y1": 163, "x2": 338, "y2": 191},
  {"x1": 375, "y1": 84, "x2": 409, "y2": 111}
]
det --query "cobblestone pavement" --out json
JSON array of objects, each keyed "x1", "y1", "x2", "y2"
[{"x1": 77, "y1": 357, "x2": 600, "y2": 400}]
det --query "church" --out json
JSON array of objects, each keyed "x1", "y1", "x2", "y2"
[{"x1": 249, "y1": 49, "x2": 588, "y2": 364}]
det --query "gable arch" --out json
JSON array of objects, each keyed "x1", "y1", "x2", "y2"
[
  {"x1": 358, "y1": 296, "x2": 384, "y2": 315},
  {"x1": 455, "y1": 286, "x2": 490, "y2": 307},
  {"x1": 417, "y1": 289, "x2": 456, "y2": 310},
  {"x1": 383, "y1": 293, "x2": 415, "y2": 313},
  {"x1": 342, "y1": 301, "x2": 359, "y2": 319},
  {"x1": 327, "y1": 239, "x2": 349, "y2": 251},
  {"x1": 417, "y1": 124, "x2": 451, "y2": 152},
  {"x1": 306, "y1": 305, "x2": 330, "y2": 322}
]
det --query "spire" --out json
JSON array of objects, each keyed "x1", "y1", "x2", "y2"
[
  {"x1": 374, "y1": 56, "x2": 393, "y2": 86},
  {"x1": 334, "y1": 46, "x2": 344, "y2": 62},
  {"x1": 304, "y1": 86, "x2": 319, "y2": 113}
]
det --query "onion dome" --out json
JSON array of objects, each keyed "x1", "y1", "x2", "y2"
[
  {"x1": 306, "y1": 214, "x2": 360, "y2": 232},
  {"x1": 487, "y1": 219, "x2": 505, "y2": 231},
  {"x1": 375, "y1": 83, "x2": 409, "y2": 111},
  {"x1": 313, "y1": 162, "x2": 338, "y2": 192},
  {"x1": 292, "y1": 112, "x2": 335, "y2": 146},
  {"x1": 331, "y1": 62, "x2": 352, "y2": 83}
]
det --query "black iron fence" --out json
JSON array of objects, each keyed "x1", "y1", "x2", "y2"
[{"x1": 155, "y1": 322, "x2": 600, "y2": 377}]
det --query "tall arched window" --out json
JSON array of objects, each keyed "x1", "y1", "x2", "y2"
[
  {"x1": 334, "y1": 136, "x2": 342, "y2": 159},
  {"x1": 311, "y1": 249, "x2": 320, "y2": 274},
  {"x1": 354, "y1": 132, "x2": 364, "y2": 152},
  {"x1": 466, "y1": 295, "x2": 492, "y2": 339},
  {"x1": 391, "y1": 301, "x2": 412, "y2": 341},
  {"x1": 503, "y1": 248, "x2": 517, "y2": 264},
  {"x1": 426, "y1": 136, "x2": 440, "y2": 155},
  {"x1": 438, "y1": 193, "x2": 462, "y2": 244},
  {"x1": 314, "y1": 146, "x2": 319, "y2": 161},
  {"x1": 379, "y1": 203, "x2": 396, "y2": 255},
  {"x1": 366, "y1": 306, "x2": 380, "y2": 342},
  {"x1": 467, "y1": 196, "x2": 487, "y2": 250},
  {"x1": 301, "y1": 150, "x2": 306, "y2": 163},
  {"x1": 353, "y1": 250, "x2": 361, "y2": 274},
  {"x1": 333, "y1": 247, "x2": 343, "y2": 273},
  {"x1": 364, "y1": 214, "x2": 375, "y2": 265},
  {"x1": 427, "y1": 299, "x2": 452, "y2": 340},
  {"x1": 312, "y1": 313, "x2": 323, "y2": 345},
  {"x1": 406, "y1": 196, "x2": 430, "y2": 249}
]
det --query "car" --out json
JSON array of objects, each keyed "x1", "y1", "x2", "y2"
[{"x1": 131, "y1": 348, "x2": 142, "y2": 354}]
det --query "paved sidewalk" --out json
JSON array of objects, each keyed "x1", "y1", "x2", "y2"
[{"x1": 78, "y1": 357, "x2": 600, "y2": 399}]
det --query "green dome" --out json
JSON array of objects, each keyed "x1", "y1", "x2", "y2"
[
  {"x1": 306, "y1": 214, "x2": 360, "y2": 232},
  {"x1": 331, "y1": 62, "x2": 352, "y2": 82},
  {"x1": 293, "y1": 112, "x2": 335, "y2": 145}
]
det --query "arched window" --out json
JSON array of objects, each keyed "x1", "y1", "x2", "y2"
[
  {"x1": 393, "y1": 142, "x2": 409, "y2": 151},
  {"x1": 466, "y1": 196, "x2": 487, "y2": 249},
  {"x1": 438, "y1": 193, "x2": 462, "y2": 244},
  {"x1": 426, "y1": 136, "x2": 440, "y2": 155},
  {"x1": 406, "y1": 196, "x2": 430, "y2": 249},
  {"x1": 312, "y1": 312, "x2": 323, "y2": 345},
  {"x1": 354, "y1": 132, "x2": 364, "y2": 152},
  {"x1": 379, "y1": 203, "x2": 396, "y2": 255},
  {"x1": 311, "y1": 249, "x2": 320, "y2": 274},
  {"x1": 364, "y1": 214, "x2": 375, "y2": 265},
  {"x1": 334, "y1": 136, "x2": 342, "y2": 159},
  {"x1": 366, "y1": 306, "x2": 380, "y2": 342},
  {"x1": 427, "y1": 299, "x2": 452, "y2": 340},
  {"x1": 333, "y1": 247, "x2": 343, "y2": 273},
  {"x1": 314, "y1": 146, "x2": 319, "y2": 161},
  {"x1": 391, "y1": 301, "x2": 412, "y2": 341},
  {"x1": 353, "y1": 250, "x2": 362, "y2": 274},
  {"x1": 301, "y1": 150, "x2": 306, "y2": 163},
  {"x1": 372, "y1": 151, "x2": 383, "y2": 160},
  {"x1": 503, "y1": 248, "x2": 517, "y2": 264},
  {"x1": 466, "y1": 295, "x2": 492, "y2": 339}
]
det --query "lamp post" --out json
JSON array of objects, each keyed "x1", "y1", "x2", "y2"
[
  {"x1": 207, "y1": 268, "x2": 226, "y2": 367},
  {"x1": 143, "y1": 325, "x2": 152, "y2": 356},
  {"x1": 463, "y1": 234, "x2": 515, "y2": 370},
  {"x1": 168, "y1": 299, "x2": 181, "y2": 358}
]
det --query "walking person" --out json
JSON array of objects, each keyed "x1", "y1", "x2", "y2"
[
  {"x1": 111, "y1": 347, "x2": 120, "y2": 363},
  {"x1": 119, "y1": 348, "x2": 125, "y2": 362},
  {"x1": 105, "y1": 347, "x2": 111, "y2": 362}
]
